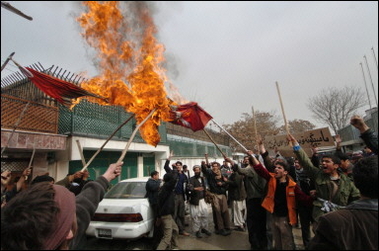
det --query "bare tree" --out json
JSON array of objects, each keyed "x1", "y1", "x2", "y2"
[
  {"x1": 223, "y1": 109, "x2": 280, "y2": 152},
  {"x1": 307, "y1": 86, "x2": 367, "y2": 135},
  {"x1": 278, "y1": 119, "x2": 316, "y2": 134}
]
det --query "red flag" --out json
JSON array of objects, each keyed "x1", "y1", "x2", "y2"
[
  {"x1": 169, "y1": 102, "x2": 213, "y2": 131},
  {"x1": 16, "y1": 65, "x2": 104, "y2": 106}
]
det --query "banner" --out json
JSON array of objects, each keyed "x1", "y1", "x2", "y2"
[{"x1": 263, "y1": 127, "x2": 334, "y2": 157}]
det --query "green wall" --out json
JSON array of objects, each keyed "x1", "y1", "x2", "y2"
[{"x1": 69, "y1": 150, "x2": 139, "y2": 185}]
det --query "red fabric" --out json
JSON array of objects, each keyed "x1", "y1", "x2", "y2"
[
  {"x1": 169, "y1": 102, "x2": 213, "y2": 131},
  {"x1": 19, "y1": 66, "x2": 101, "y2": 106}
]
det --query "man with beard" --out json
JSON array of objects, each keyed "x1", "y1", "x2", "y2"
[
  {"x1": 187, "y1": 165, "x2": 212, "y2": 238},
  {"x1": 241, "y1": 155, "x2": 250, "y2": 168}
]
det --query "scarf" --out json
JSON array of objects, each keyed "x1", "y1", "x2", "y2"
[{"x1": 43, "y1": 185, "x2": 76, "y2": 250}]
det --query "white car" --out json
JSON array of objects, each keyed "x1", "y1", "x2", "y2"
[{"x1": 86, "y1": 177, "x2": 155, "y2": 240}]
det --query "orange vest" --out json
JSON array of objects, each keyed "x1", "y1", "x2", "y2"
[{"x1": 261, "y1": 173, "x2": 298, "y2": 226}]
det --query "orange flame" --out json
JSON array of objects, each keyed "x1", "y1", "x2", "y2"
[{"x1": 76, "y1": 1, "x2": 177, "y2": 146}]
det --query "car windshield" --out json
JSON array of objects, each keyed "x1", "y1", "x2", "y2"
[{"x1": 105, "y1": 181, "x2": 147, "y2": 199}]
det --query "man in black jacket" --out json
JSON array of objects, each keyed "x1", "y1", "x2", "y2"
[
  {"x1": 156, "y1": 172, "x2": 180, "y2": 250},
  {"x1": 201, "y1": 161, "x2": 231, "y2": 236},
  {"x1": 145, "y1": 170, "x2": 162, "y2": 248},
  {"x1": 164, "y1": 151, "x2": 190, "y2": 236},
  {"x1": 145, "y1": 170, "x2": 161, "y2": 217}
]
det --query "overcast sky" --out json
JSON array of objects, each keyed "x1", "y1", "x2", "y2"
[{"x1": 2, "y1": 1, "x2": 378, "y2": 130}]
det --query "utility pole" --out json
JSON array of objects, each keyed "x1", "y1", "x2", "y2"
[
  {"x1": 360, "y1": 62, "x2": 372, "y2": 110},
  {"x1": 364, "y1": 55, "x2": 378, "y2": 107},
  {"x1": 372, "y1": 47, "x2": 378, "y2": 71}
]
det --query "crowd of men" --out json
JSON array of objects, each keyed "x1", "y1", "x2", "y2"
[
  {"x1": 144, "y1": 115, "x2": 378, "y2": 250},
  {"x1": 1, "y1": 115, "x2": 377, "y2": 250}
]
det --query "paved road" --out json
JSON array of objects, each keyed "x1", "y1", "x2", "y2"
[{"x1": 84, "y1": 206, "x2": 310, "y2": 250}]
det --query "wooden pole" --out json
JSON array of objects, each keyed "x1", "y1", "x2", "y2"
[
  {"x1": 203, "y1": 129, "x2": 227, "y2": 159},
  {"x1": 252, "y1": 106, "x2": 258, "y2": 139},
  {"x1": 80, "y1": 114, "x2": 135, "y2": 171},
  {"x1": 275, "y1": 82, "x2": 289, "y2": 134},
  {"x1": 1, "y1": 2, "x2": 33, "y2": 20},
  {"x1": 1, "y1": 52, "x2": 15, "y2": 71},
  {"x1": 11, "y1": 58, "x2": 35, "y2": 78},
  {"x1": 76, "y1": 140, "x2": 87, "y2": 167},
  {"x1": 25, "y1": 147, "x2": 36, "y2": 181},
  {"x1": 252, "y1": 106, "x2": 258, "y2": 153},
  {"x1": 212, "y1": 119, "x2": 248, "y2": 152},
  {"x1": 1, "y1": 102, "x2": 30, "y2": 156},
  {"x1": 27, "y1": 148, "x2": 36, "y2": 168},
  {"x1": 117, "y1": 109, "x2": 156, "y2": 163}
]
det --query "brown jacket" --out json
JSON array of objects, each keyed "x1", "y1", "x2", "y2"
[{"x1": 308, "y1": 199, "x2": 378, "y2": 250}]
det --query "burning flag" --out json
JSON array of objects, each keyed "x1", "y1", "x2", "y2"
[
  {"x1": 13, "y1": 61, "x2": 105, "y2": 106},
  {"x1": 169, "y1": 102, "x2": 213, "y2": 132},
  {"x1": 77, "y1": 1, "x2": 173, "y2": 146},
  {"x1": 77, "y1": 2, "x2": 213, "y2": 146}
]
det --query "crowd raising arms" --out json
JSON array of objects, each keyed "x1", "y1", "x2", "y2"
[{"x1": 1, "y1": 114, "x2": 377, "y2": 250}]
